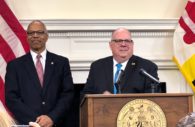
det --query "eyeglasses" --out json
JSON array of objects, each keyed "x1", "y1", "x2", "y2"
[
  {"x1": 111, "y1": 39, "x2": 133, "y2": 44},
  {"x1": 27, "y1": 31, "x2": 47, "y2": 36}
]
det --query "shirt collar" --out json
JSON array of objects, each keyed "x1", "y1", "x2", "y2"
[
  {"x1": 113, "y1": 58, "x2": 128, "y2": 70},
  {"x1": 30, "y1": 49, "x2": 47, "y2": 61}
]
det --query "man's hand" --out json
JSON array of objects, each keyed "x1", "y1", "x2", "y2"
[
  {"x1": 103, "y1": 90, "x2": 112, "y2": 95},
  {"x1": 36, "y1": 115, "x2": 53, "y2": 127},
  {"x1": 29, "y1": 122, "x2": 40, "y2": 127}
]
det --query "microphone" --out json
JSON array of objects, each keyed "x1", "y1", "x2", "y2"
[
  {"x1": 115, "y1": 70, "x2": 125, "y2": 93},
  {"x1": 139, "y1": 68, "x2": 160, "y2": 84}
]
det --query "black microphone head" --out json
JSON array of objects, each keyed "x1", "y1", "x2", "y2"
[
  {"x1": 139, "y1": 68, "x2": 145, "y2": 74},
  {"x1": 120, "y1": 70, "x2": 124, "y2": 75}
]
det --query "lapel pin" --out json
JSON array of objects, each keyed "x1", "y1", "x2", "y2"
[
  {"x1": 131, "y1": 62, "x2": 136, "y2": 66},
  {"x1": 51, "y1": 62, "x2": 54, "y2": 65}
]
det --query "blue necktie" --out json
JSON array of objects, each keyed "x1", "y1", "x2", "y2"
[{"x1": 114, "y1": 63, "x2": 122, "y2": 94}]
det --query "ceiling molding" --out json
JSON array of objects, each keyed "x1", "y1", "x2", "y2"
[{"x1": 20, "y1": 19, "x2": 178, "y2": 31}]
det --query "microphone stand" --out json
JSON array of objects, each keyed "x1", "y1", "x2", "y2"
[
  {"x1": 150, "y1": 82, "x2": 159, "y2": 93},
  {"x1": 116, "y1": 70, "x2": 124, "y2": 94},
  {"x1": 117, "y1": 84, "x2": 121, "y2": 94},
  {"x1": 139, "y1": 68, "x2": 160, "y2": 93}
]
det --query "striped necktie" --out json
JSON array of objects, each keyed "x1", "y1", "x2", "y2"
[
  {"x1": 114, "y1": 63, "x2": 122, "y2": 94},
  {"x1": 36, "y1": 55, "x2": 44, "y2": 86}
]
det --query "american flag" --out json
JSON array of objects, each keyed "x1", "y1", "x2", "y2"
[
  {"x1": 173, "y1": 0, "x2": 195, "y2": 92},
  {"x1": 0, "y1": 0, "x2": 29, "y2": 106}
]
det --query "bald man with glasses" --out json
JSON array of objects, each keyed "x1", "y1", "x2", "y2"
[{"x1": 82, "y1": 28, "x2": 159, "y2": 96}]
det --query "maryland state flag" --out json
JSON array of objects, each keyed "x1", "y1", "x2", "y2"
[{"x1": 173, "y1": 0, "x2": 195, "y2": 92}]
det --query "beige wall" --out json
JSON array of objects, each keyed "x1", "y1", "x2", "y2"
[
  {"x1": 5, "y1": 0, "x2": 195, "y2": 107},
  {"x1": 5, "y1": 0, "x2": 194, "y2": 94},
  {"x1": 8, "y1": 0, "x2": 187, "y2": 19}
]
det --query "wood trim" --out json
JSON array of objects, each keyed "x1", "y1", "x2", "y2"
[
  {"x1": 85, "y1": 93, "x2": 193, "y2": 98},
  {"x1": 88, "y1": 98, "x2": 94, "y2": 127},
  {"x1": 188, "y1": 95, "x2": 193, "y2": 112}
]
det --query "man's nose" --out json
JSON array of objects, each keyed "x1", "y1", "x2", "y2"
[
  {"x1": 120, "y1": 41, "x2": 127, "y2": 45},
  {"x1": 32, "y1": 32, "x2": 39, "y2": 37}
]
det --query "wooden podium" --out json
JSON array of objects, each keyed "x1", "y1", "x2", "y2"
[{"x1": 80, "y1": 93, "x2": 193, "y2": 127}]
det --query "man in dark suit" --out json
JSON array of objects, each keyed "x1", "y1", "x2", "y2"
[
  {"x1": 5, "y1": 20, "x2": 74, "y2": 127},
  {"x1": 82, "y1": 28, "x2": 159, "y2": 95}
]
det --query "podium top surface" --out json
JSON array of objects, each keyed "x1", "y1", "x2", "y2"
[
  {"x1": 80, "y1": 93, "x2": 193, "y2": 106},
  {"x1": 84, "y1": 93, "x2": 193, "y2": 98}
]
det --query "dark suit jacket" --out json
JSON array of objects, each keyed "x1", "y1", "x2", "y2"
[
  {"x1": 5, "y1": 51, "x2": 74, "y2": 127},
  {"x1": 82, "y1": 55, "x2": 159, "y2": 95}
]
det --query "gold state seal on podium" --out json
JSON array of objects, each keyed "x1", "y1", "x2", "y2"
[{"x1": 117, "y1": 99, "x2": 167, "y2": 127}]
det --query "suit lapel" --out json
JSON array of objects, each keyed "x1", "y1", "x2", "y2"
[
  {"x1": 42, "y1": 52, "x2": 55, "y2": 94},
  {"x1": 104, "y1": 57, "x2": 114, "y2": 93},
  {"x1": 121, "y1": 55, "x2": 137, "y2": 91},
  {"x1": 24, "y1": 53, "x2": 42, "y2": 92}
]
